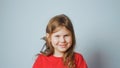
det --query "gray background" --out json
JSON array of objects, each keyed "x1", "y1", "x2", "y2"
[{"x1": 0, "y1": 0, "x2": 120, "y2": 68}]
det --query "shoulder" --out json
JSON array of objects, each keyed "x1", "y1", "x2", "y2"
[
  {"x1": 36, "y1": 54, "x2": 46, "y2": 59},
  {"x1": 74, "y1": 52, "x2": 88, "y2": 68},
  {"x1": 74, "y1": 52, "x2": 85, "y2": 63},
  {"x1": 34, "y1": 54, "x2": 46, "y2": 61},
  {"x1": 38, "y1": 53, "x2": 46, "y2": 56},
  {"x1": 33, "y1": 54, "x2": 45, "y2": 68},
  {"x1": 74, "y1": 52, "x2": 84, "y2": 59}
]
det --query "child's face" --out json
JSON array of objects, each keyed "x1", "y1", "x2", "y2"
[{"x1": 50, "y1": 27, "x2": 72, "y2": 55}]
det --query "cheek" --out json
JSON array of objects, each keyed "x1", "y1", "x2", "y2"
[
  {"x1": 51, "y1": 37, "x2": 58, "y2": 45},
  {"x1": 66, "y1": 37, "x2": 72, "y2": 43}
]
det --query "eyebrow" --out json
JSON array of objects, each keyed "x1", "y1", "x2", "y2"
[{"x1": 54, "y1": 32, "x2": 71, "y2": 36}]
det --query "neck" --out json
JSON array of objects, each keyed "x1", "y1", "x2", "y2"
[{"x1": 53, "y1": 51, "x2": 64, "y2": 57}]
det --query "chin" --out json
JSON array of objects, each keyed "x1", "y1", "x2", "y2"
[{"x1": 59, "y1": 49, "x2": 68, "y2": 52}]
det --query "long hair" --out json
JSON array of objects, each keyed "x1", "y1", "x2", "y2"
[{"x1": 40, "y1": 14, "x2": 76, "y2": 68}]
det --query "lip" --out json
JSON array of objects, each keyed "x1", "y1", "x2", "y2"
[{"x1": 59, "y1": 45, "x2": 66, "y2": 48}]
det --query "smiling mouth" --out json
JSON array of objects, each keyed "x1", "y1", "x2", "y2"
[{"x1": 59, "y1": 45, "x2": 66, "y2": 48}]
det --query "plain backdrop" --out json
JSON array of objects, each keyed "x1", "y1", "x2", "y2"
[{"x1": 0, "y1": 0, "x2": 120, "y2": 68}]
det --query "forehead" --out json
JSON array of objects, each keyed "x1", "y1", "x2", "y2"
[{"x1": 52, "y1": 27, "x2": 71, "y2": 35}]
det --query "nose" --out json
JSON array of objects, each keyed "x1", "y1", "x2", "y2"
[{"x1": 59, "y1": 37, "x2": 66, "y2": 43}]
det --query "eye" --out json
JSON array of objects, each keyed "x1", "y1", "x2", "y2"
[
  {"x1": 64, "y1": 34, "x2": 69, "y2": 37},
  {"x1": 55, "y1": 35, "x2": 60, "y2": 37}
]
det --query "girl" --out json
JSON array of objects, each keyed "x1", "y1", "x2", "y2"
[{"x1": 33, "y1": 14, "x2": 88, "y2": 68}]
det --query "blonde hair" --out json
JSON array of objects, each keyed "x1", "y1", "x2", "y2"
[{"x1": 41, "y1": 14, "x2": 76, "y2": 68}]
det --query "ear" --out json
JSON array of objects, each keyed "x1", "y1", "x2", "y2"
[{"x1": 46, "y1": 33, "x2": 50, "y2": 38}]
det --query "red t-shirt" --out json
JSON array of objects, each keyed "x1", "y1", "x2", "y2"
[{"x1": 33, "y1": 52, "x2": 87, "y2": 68}]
